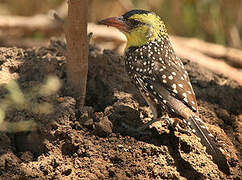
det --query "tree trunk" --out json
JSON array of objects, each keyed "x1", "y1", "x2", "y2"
[{"x1": 65, "y1": 0, "x2": 88, "y2": 109}]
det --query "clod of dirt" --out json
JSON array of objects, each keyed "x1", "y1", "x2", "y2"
[
  {"x1": 20, "y1": 151, "x2": 34, "y2": 162},
  {"x1": 94, "y1": 112, "x2": 113, "y2": 137}
]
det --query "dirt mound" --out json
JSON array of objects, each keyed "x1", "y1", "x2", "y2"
[{"x1": 0, "y1": 40, "x2": 241, "y2": 179}]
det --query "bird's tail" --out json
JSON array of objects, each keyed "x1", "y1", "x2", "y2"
[{"x1": 187, "y1": 116, "x2": 230, "y2": 174}]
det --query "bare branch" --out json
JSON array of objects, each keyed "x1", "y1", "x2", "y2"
[{"x1": 172, "y1": 42, "x2": 242, "y2": 85}]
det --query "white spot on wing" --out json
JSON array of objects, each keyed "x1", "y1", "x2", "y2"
[
  {"x1": 173, "y1": 89, "x2": 178, "y2": 94},
  {"x1": 208, "y1": 133, "x2": 214, "y2": 137},
  {"x1": 192, "y1": 106, "x2": 196, "y2": 111},
  {"x1": 183, "y1": 97, "x2": 188, "y2": 103},
  {"x1": 178, "y1": 84, "x2": 183, "y2": 88},
  {"x1": 154, "y1": 98, "x2": 158, "y2": 103},
  {"x1": 171, "y1": 84, "x2": 176, "y2": 89},
  {"x1": 168, "y1": 75, "x2": 173, "y2": 80}
]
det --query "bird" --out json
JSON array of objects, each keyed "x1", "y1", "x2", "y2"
[{"x1": 99, "y1": 9, "x2": 229, "y2": 174}]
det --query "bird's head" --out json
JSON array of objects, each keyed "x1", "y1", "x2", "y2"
[{"x1": 99, "y1": 9, "x2": 167, "y2": 49}]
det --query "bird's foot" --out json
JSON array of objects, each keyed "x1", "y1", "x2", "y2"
[
  {"x1": 120, "y1": 117, "x2": 190, "y2": 136},
  {"x1": 120, "y1": 122, "x2": 152, "y2": 136},
  {"x1": 137, "y1": 118, "x2": 160, "y2": 131},
  {"x1": 165, "y1": 118, "x2": 191, "y2": 135}
]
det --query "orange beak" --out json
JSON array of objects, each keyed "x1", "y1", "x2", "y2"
[{"x1": 98, "y1": 16, "x2": 129, "y2": 32}]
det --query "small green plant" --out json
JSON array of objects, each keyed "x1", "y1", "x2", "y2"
[{"x1": 0, "y1": 75, "x2": 61, "y2": 132}]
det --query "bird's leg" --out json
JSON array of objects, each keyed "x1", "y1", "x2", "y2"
[
  {"x1": 120, "y1": 116, "x2": 190, "y2": 136},
  {"x1": 137, "y1": 117, "x2": 190, "y2": 135},
  {"x1": 120, "y1": 121, "x2": 153, "y2": 136},
  {"x1": 122, "y1": 91, "x2": 189, "y2": 135},
  {"x1": 137, "y1": 118, "x2": 160, "y2": 131}
]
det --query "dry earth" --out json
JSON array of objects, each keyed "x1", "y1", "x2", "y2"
[{"x1": 0, "y1": 40, "x2": 241, "y2": 179}]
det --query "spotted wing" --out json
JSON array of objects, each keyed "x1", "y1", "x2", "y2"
[
  {"x1": 153, "y1": 52, "x2": 198, "y2": 112},
  {"x1": 125, "y1": 38, "x2": 198, "y2": 113},
  {"x1": 153, "y1": 38, "x2": 198, "y2": 112}
]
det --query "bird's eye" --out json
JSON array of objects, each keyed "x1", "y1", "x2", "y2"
[{"x1": 127, "y1": 19, "x2": 140, "y2": 27}]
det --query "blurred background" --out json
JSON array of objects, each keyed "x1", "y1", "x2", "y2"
[{"x1": 0, "y1": 0, "x2": 241, "y2": 49}]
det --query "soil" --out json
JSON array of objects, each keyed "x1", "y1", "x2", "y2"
[{"x1": 0, "y1": 40, "x2": 241, "y2": 180}]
